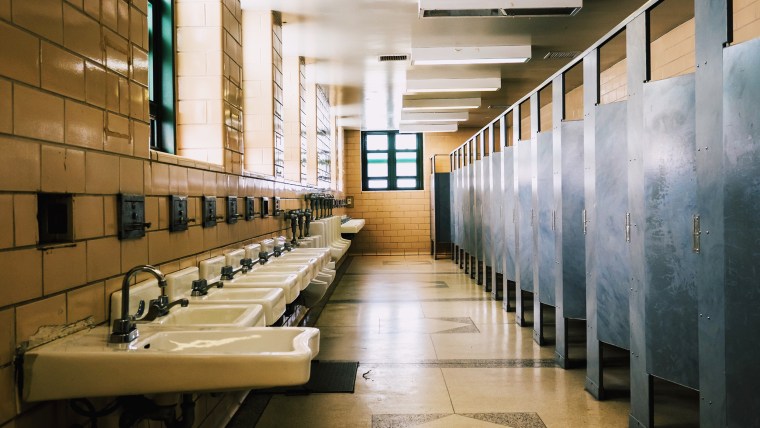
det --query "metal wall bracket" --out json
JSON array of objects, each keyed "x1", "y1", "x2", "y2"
[
  {"x1": 692, "y1": 215, "x2": 701, "y2": 254},
  {"x1": 226, "y1": 196, "x2": 241, "y2": 224},
  {"x1": 169, "y1": 195, "x2": 195, "y2": 232},
  {"x1": 202, "y1": 196, "x2": 219, "y2": 228}
]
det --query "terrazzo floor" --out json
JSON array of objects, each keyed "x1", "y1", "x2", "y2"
[{"x1": 250, "y1": 255, "x2": 640, "y2": 427}]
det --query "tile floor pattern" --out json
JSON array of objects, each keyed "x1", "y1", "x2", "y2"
[{"x1": 254, "y1": 256, "x2": 630, "y2": 427}]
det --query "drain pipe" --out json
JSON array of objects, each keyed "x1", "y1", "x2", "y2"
[{"x1": 118, "y1": 394, "x2": 195, "y2": 428}]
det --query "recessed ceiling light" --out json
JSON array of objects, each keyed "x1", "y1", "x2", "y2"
[
  {"x1": 401, "y1": 111, "x2": 469, "y2": 123},
  {"x1": 405, "y1": 77, "x2": 501, "y2": 93},
  {"x1": 402, "y1": 97, "x2": 481, "y2": 111},
  {"x1": 411, "y1": 46, "x2": 531, "y2": 65}
]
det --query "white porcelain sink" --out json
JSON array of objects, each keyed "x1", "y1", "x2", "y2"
[
  {"x1": 196, "y1": 259, "x2": 301, "y2": 304},
  {"x1": 166, "y1": 267, "x2": 288, "y2": 323},
  {"x1": 21, "y1": 326, "x2": 320, "y2": 401},
  {"x1": 148, "y1": 305, "x2": 265, "y2": 328}
]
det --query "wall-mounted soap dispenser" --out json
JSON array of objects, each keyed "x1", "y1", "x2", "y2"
[
  {"x1": 227, "y1": 196, "x2": 243, "y2": 224},
  {"x1": 272, "y1": 196, "x2": 281, "y2": 216}
]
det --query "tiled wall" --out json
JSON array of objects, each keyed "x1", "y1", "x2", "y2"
[
  {"x1": 242, "y1": 9, "x2": 274, "y2": 175},
  {"x1": 344, "y1": 129, "x2": 473, "y2": 256},
  {"x1": 651, "y1": 18, "x2": 696, "y2": 81},
  {"x1": 0, "y1": 1, "x2": 343, "y2": 426},
  {"x1": 734, "y1": 0, "x2": 760, "y2": 44}
]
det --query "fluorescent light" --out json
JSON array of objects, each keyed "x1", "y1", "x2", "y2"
[
  {"x1": 406, "y1": 77, "x2": 501, "y2": 93},
  {"x1": 402, "y1": 97, "x2": 481, "y2": 111},
  {"x1": 401, "y1": 112, "x2": 469, "y2": 123},
  {"x1": 412, "y1": 46, "x2": 531, "y2": 65},
  {"x1": 400, "y1": 123, "x2": 458, "y2": 133}
]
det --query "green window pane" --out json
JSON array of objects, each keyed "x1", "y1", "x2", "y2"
[
  {"x1": 397, "y1": 178, "x2": 418, "y2": 188},
  {"x1": 367, "y1": 153, "x2": 388, "y2": 177},
  {"x1": 366, "y1": 134, "x2": 388, "y2": 151},
  {"x1": 396, "y1": 152, "x2": 417, "y2": 177},
  {"x1": 396, "y1": 134, "x2": 418, "y2": 150},
  {"x1": 148, "y1": 1, "x2": 154, "y2": 102},
  {"x1": 368, "y1": 179, "x2": 388, "y2": 189}
]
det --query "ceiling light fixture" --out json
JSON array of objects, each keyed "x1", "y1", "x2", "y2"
[
  {"x1": 401, "y1": 112, "x2": 469, "y2": 123},
  {"x1": 402, "y1": 97, "x2": 481, "y2": 111},
  {"x1": 399, "y1": 123, "x2": 458, "y2": 133},
  {"x1": 411, "y1": 46, "x2": 531, "y2": 65},
  {"x1": 418, "y1": 0, "x2": 582, "y2": 18},
  {"x1": 405, "y1": 77, "x2": 501, "y2": 93}
]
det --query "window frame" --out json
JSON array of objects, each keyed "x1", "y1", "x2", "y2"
[
  {"x1": 148, "y1": 0, "x2": 177, "y2": 154},
  {"x1": 361, "y1": 131, "x2": 424, "y2": 191}
]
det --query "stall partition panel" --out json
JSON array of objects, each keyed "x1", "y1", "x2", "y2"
[
  {"x1": 557, "y1": 120, "x2": 586, "y2": 319},
  {"x1": 537, "y1": 131, "x2": 556, "y2": 306},
  {"x1": 642, "y1": 73, "x2": 698, "y2": 389},
  {"x1": 594, "y1": 101, "x2": 631, "y2": 350},
  {"x1": 723, "y1": 38, "x2": 760, "y2": 425},
  {"x1": 503, "y1": 147, "x2": 517, "y2": 283},
  {"x1": 474, "y1": 157, "x2": 484, "y2": 266},
  {"x1": 482, "y1": 156, "x2": 492, "y2": 271},
  {"x1": 491, "y1": 152, "x2": 505, "y2": 275},
  {"x1": 516, "y1": 140, "x2": 535, "y2": 293}
]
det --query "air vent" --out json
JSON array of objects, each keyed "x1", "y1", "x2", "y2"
[
  {"x1": 422, "y1": 7, "x2": 581, "y2": 17},
  {"x1": 543, "y1": 51, "x2": 581, "y2": 60},
  {"x1": 379, "y1": 54, "x2": 409, "y2": 62}
]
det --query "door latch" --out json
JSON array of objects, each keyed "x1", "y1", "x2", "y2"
[{"x1": 693, "y1": 215, "x2": 701, "y2": 254}]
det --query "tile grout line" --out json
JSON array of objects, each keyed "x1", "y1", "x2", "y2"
[{"x1": 439, "y1": 365, "x2": 457, "y2": 415}]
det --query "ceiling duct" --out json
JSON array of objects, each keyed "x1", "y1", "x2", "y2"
[{"x1": 418, "y1": 0, "x2": 582, "y2": 18}]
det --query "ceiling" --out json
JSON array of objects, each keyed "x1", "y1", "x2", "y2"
[{"x1": 241, "y1": 0, "x2": 651, "y2": 132}]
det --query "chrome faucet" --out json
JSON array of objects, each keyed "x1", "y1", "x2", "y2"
[{"x1": 110, "y1": 265, "x2": 165, "y2": 343}]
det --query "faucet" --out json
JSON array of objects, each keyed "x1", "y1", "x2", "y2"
[
  {"x1": 297, "y1": 210, "x2": 305, "y2": 239},
  {"x1": 140, "y1": 296, "x2": 189, "y2": 322},
  {"x1": 110, "y1": 265, "x2": 165, "y2": 343},
  {"x1": 221, "y1": 258, "x2": 254, "y2": 280},
  {"x1": 304, "y1": 208, "x2": 312, "y2": 237},
  {"x1": 287, "y1": 210, "x2": 300, "y2": 247}
]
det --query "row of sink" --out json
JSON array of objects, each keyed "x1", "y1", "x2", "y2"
[{"x1": 20, "y1": 216, "x2": 358, "y2": 402}]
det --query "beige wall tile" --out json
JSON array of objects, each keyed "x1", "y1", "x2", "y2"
[
  {"x1": 42, "y1": 244, "x2": 87, "y2": 295},
  {"x1": 15, "y1": 294, "x2": 67, "y2": 344},
  {"x1": 104, "y1": 29, "x2": 129, "y2": 77},
  {"x1": 83, "y1": 0, "x2": 99, "y2": 18},
  {"x1": 65, "y1": 99, "x2": 104, "y2": 149},
  {"x1": 13, "y1": 194, "x2": 38, "y2": 247},
  {"x1": 117, "y1": 0, "x2": 129, "y2": 37},
  {"x1": 0, "y1": 20, "x2": 40, "y2": 86},
  {"x1": 133, "y1": 121, "x2": 150, "y2": 159},
  {"x1": 121, "y1": 236, "x2": 148, "y2": 271},
  {"x1": 103, "y1": 195, "x2": 117, "y2": 235},
  {"x1": 86, "y1": 237, "x2": 121, "y2": 281},
  {"x1": 0, "y1": 195, "x2": 12, "y2": 249},
  {"x1": 130, "y1": 6, "x2": 146, "y2": 50},
  {"x1": 14, "y1": 85, "x2": 65, "y2": 143},
  {"x1": 151, "y1": 162, "x2": 170, "y2": 195},
  {"x1": 187, "y1": 168, "x2": 204, "y2": 196},
  {"x1": 13, "y1": 0, "x2": 64, "y2": 43},
  {"x1": 73, "y1": 195, "x2": 104, "y2": 239},
  {"x1": 40, "y1": 146, "x2": 86, "y2": 193},
  {"x1": 63, "y1": 3, "x2": 102, "y2": 63},
  {"x1": 158, "y1": 196, "x2": 169, "y2": 229},
  {"x1": 120, "y1": 157, "x2": 144, "y2": 194},
  {"x1": 129, "y1": 81, "x2": 145, "y2": 120},
  {"x1": 0, "y1": 136, "x2": 40, "y2": 192},
  {"x1": 85, "y1": 61, "x2": 107, "y2": 108},
  {"x1": 0, "y1": 309, "x2": 13, "y2": 366},
  {"x1": 170, "y1": 165, "x2": 189, "y2": 194},
  {"x1": 106, "y1": 71, "x2": 120, "y2": 112},
  {"x1": 67, "y1": 282, "x2": 106, "y2": 324},
  {"x1": 0, "y1": 365, "x2": 15, "y2": 425},
  {"x1": 144, "y1": 196, "x2": 158, "y2": 231},
  {"x1": 148, "y1": 230, "x2": 172, "y2": 264},
  {"x1": 102, "y1": 0, "x2": 117, "y2": 30},
  {"x1": 85, "y1": 151, "x2": 120, "y2": 194},
  {"x1": 0, "y1": 79, "x2": 11, "y2": 134},
  {"x1": 41, "y1": 42, "x2": 86, "y2": 101},
  {"x1": 0, "y1": 0, "x2": 9, "y2": 20}
]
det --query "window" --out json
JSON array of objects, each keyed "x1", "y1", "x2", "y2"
[
  {"x1": 148, "y1": 0, "x2": 176, "y2": 154},
  {"x1": 361, "y1": 131, "x2": 423, "y2": 191}
]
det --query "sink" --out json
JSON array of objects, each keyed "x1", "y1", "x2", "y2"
[
  {"x1": 148, "y1": 305, "x2": 265, "y2": 328},
  {"x1": 196, "y1": 259, "x2": 302, "y2": 303},
  {"x1": 226, "y1": 248, "x2": 314, "y2": 285},
  {"x1": 166, "y1": 267, "x2": 288, "y2": 323},
  {"x1": 21, "y1": 326, "x2": 320, "y2": 401}
]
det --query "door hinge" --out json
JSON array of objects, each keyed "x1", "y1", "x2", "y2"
[
  {"x1": 582, "y1": 209, "x2": 588, "y2": 235},
  {"x1": 531, "y1": 209, "x2": 534, "y2": 227},
  {"x1": 693, "y1": 215, "x2": 701, "y2": 254},
  {"x1": 552, "y1": 210, "x2": 556, "y2": 231},
  {"x1": 625, "y1": 213, "x2": 631, "y2": 243}
]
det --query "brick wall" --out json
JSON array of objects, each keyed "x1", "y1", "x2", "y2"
[
  {"x1": 734, "y1": 0, "x2": 760, "y2": 44},
  {"x1": 344, "y1": 129, "x2": 474, "y2": 256}
]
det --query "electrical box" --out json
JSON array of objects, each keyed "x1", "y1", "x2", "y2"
[
  {"x1": 244, "y1": 196, "x2": 255, "y2": 221},
  {"x1": 202, "y1": 196, "x2": 218, "y2": 228},
  {"x1": 117, "y1": 194, "x2": 150, "y2": 240}
]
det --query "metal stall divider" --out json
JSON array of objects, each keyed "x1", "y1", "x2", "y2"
[
  {"x1": 430, "y1": 155, "x2": 452, "y2": 259},
  {"x1": 450, "y1": 154, "x2": 456, "y2": 262},
  {"x1": 481, "y1": 130, "x2": 493, "y2": 291},
  {"x1": 534, "y1": 95, "x2": 556, "y2": 346},
  {"x1": 456, "y1": 148, "x2": 464, "y2": 268},
  {"x1": 515, "y1": 103, "x2": 535, "y2": 327},
  {"x1": 474, "y1": 134, "x2": 485, "y2": 285},
  {"x1": 552, "y1": 74, "x2": 586, "y2": 369},
  {"x1": 502, "y1": 114, "x2": 517, "y2": 312},
  {"x1": 466, "y1": 140, "x2": 475, "y2": 276},
  {"x1": 489, "y1": 122, "x2": 504, "y2": 301}
]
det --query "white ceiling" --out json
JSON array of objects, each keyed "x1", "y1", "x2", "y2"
[{"x1": 241, "y1": 0, "x2": 649, "y2": 131}]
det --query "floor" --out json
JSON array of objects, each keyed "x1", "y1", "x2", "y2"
[{"x1": 252, "y1": 255, "x2": 632, "y2": 428}]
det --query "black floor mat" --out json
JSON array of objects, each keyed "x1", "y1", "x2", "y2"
[{"x1": 258, "y1": 360, "x2": 359, "y2": 394}]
